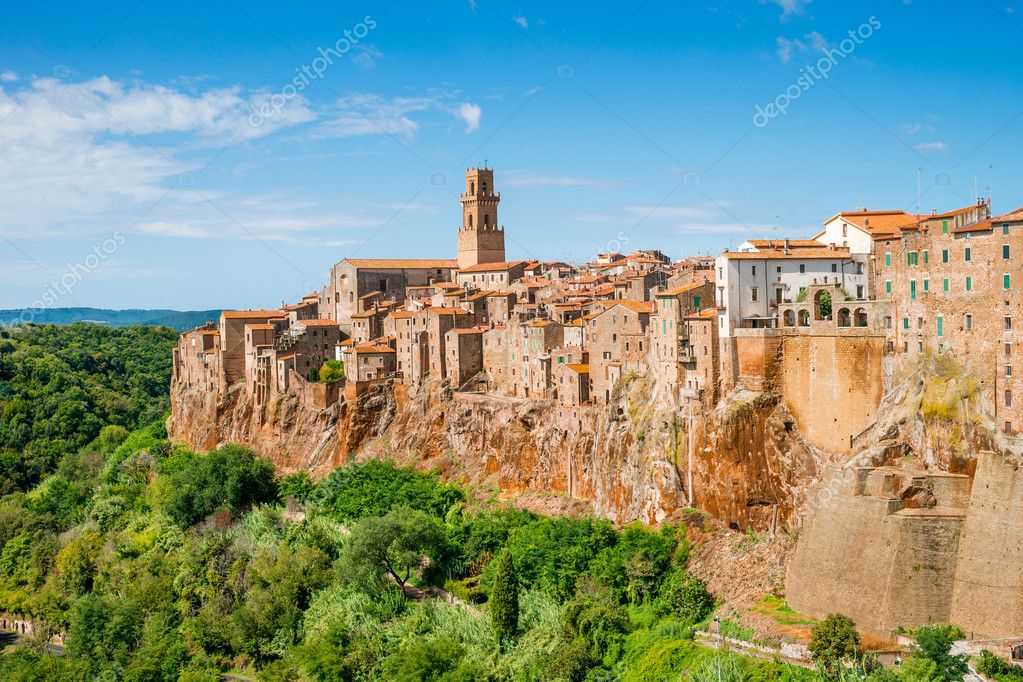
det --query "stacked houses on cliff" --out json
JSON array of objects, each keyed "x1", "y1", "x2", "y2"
[{"x1": 172, "y1": 165, "x2": 1023, "y2": 439}]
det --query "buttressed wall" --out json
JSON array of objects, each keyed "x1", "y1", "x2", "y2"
[
  {"x1": 781, "y1": 334, "x2": 885, "y2": 453},
  {"x1": 788, "y1": 452, "x2": 1023, "y2": 638}
]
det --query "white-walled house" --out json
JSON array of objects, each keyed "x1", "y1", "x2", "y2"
[
  {"x1": 814, "y1": 209, "x2": 921, "y2": 255},
  {"x1": 714, "y1": 244, "x2": 867, "y2": 336}
]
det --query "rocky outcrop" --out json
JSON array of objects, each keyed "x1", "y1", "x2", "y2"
[{"x1": 169, "y1": 374, "x2": 824, "y2": 530}]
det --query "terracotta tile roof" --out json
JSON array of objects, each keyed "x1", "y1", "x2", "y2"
[
  {"x1": 613, "y1": 300, "x2": 655, "y2": 314},
  {"x1": 283, "y1": 300, "x2": 316, "y2": 310},
  {"x1": 994, "y1": 207, "x2": 1023, "y2": 222},
  {"x1": 351, "y1": 310, "x2": 381, "y2": 319},
  {"x1": 345, "y1": 258, "x2": 457, "y2": 269},
  {"x1": 952, "y1": 219, "x2": 994, "y2": 235},
  {"x1": 246, "y1": 323, "x2": 274, "y2": 330},
  {"x1": 406, "y1": 284, "x2": 434, "y2": 290},
  {"x1": 657, "y1": 281, "x2": 708, "y2": 296},
  {"x1": 564, "y1": 319, "x2": 584, "y2": 327},
  {"x1": 722, "y1": 246, "x2": 850, "y2": 260},
  {"x1": 434, "y1": 281, "x2": 462, "y2": 289},
  {"x1": 825, "y1": 209, "x2": 922, "y2": 236},
  {"x1": 354, "y1": 343, "x2": 395, "y2": 353},
  {"x1": 452, "y1": 327, "x2": 486, "y2": 335},
  {"x1": 302, "y1": 292, "x2": 319, "y2": 299},
  {"x1": 298, "y1": 319, "x2": 340, "y2": 327},
  {"x1": 199, "y1": 329, "x2": 220, "y2": 336},
  {"x1": 457, "y1": 260, "x2": 527, "y2": 273},
  {"x1": 465, "y1": 290, "x2": 494, "y2": 301},
  {"x1": 222, "y1": 309, "x2": 283, "y2": 319},
  {"x1": 686, "y1": 307, "x2": 718, "y2": 319},
  {"x1": 338, "y1": 339, "x2": 354, "y2": 347},
  {"x1": 740, "y1": 240, "x2": 818, "y2": 250},
  {"x1": 443, "y1": 289, "x2": 466, "y2": 296},
  {"x1": 928, "y1": 205, "x2": 979, "y2": 220},
  {"x1": 277, "y1": 352, "x2": 296, "y2": 360},
  {"x1": 565, "y1": 363, "x2": 589, "y2": 374},
  {"x1": 425, "y1": 306, "x2": 470, "y2": 316},
  {"x1": 388, "y1": 310, "x2": 417, "y2": 319},
  {"x1": 530, "y1": 320, "x2": 556, "y2": 327}
]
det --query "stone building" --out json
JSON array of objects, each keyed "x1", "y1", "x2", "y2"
[
  {"x1": 444, "y1": 327, "x2": 485, "y2": 388},
  {"x1": 871, "y1": 202, "x2": 1023, "y2": 432},
  {"x1": 325, "y1": 258, "x2": 456, "y2": 332},
  {"x1": 587, "y1": 300, "x2": 654, "y2": 403},
  {"x1": 173, "y1": 323, "x2": 222, "y2": 392},
  {"x1": 455, "y1": 260, "x2": 527, "y2": 291}
]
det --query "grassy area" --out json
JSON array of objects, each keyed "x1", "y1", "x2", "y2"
[{"x1": 756, "y1": 595, "x2": 816, "y2": 626}]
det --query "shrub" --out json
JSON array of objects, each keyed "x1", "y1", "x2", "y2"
[
  {"x1": 809, "y1": 613, "x2": 859, "y2": 677},
  {"x1": 314, "y1": 461, "x2": 463, "y2": 522},
  {"x1": 658, "y1": 569, "x2": 714, "y2": 623}
]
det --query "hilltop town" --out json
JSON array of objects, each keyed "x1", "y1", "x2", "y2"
[{"x1": 171, "y1": 164, "x2": 1023, "y2": 638}]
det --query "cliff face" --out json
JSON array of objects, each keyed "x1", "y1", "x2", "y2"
[{"x1": 169, "y1": 375, "x2": 823, "y2": 530}]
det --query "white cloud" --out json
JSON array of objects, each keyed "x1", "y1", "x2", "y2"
[
  {"x1": 900, "y1": 122, "x2": 923, "y2": 136},
  {"x1": 316, "y1": 94, "x2": 430, "y2": 138},
  {"x1": 456, "y1": 102, "x2": 482, "y2": 133},
  {"x1": 776, "y1": 31, "x2": 828, "y2": 62},
  {"x1": 512, "y1": 15, "x2": 528, "y2": 28},
  {"x1": 0, "y1": 71, "x2": 17, "y2": 82},
  {"x1": 770, "y1": 0, "x2": 811, "y2": 19},
  {"x1": 351, "y1": 44, "x2": 383, "y2": 69},
  {"x1": 914, "y1": 141, "x2": 948, "y2": 153}
]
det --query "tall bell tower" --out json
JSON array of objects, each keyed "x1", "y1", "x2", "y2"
[{"x1": 457, "y1": 165, "x2": 505, "y2": 269}]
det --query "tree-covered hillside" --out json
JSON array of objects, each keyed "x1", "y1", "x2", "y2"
[{"x1": 0, "y1": 323, "x2": 177, "y2": 495}]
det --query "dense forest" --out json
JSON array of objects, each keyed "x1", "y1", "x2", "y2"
[{"x1": 0, "y1": 325, "x2": 982, "y2": 680}]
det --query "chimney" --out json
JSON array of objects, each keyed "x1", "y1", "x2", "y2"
[
  {"x1": 931, "y1": 208, "x2": 938, "y2": 216},
  {"x1": 784, "y1": 238, "x2": 790, "y2": 255}
]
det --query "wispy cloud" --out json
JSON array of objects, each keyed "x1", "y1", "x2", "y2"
[
  {"x1": 512, "y1": 15, "x2": 529, "y2": 28},
  {"x1": 775, "y1": 30, "x2": 827, "y2": 62},
  {"x1": 317, "y1": 93, "x2": 484, "y2": 138},
  {"x1": 0, "y1": 71, "x2": 18, "y2": 82},
  {"x1": 913, "y1": 141, "x2": 948, "y2": 153}
]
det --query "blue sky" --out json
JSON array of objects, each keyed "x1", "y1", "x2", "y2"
[{"x1": 1, "y1": 0, "x2": 1022, "y2": 309}]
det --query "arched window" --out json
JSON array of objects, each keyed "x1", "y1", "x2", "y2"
[
  {"x1": 783, "y1": 309, "x2": 796, "y2": 327},
  {"x1": 814, "y1": 290, "x2": 832, "y2": 320},
  {"x1": 855, "y1": 308, "x2": 868, "y2": 327},
  {"x1": 837, "y1": 308, "x2": 852, "y2": 327},
  {"x1": 482, "y1": 181, "x2": 488, "y2": 194},
  {"x1": 484, "y1": 214, "x2": 490, "y2": 228},
  {"x1": 470, "y1": 181, "x2": 475, "y2": 194},
  {"x1": 467, "y1": 214, "x2": 473, "y2": 228},
  {"x1": 799, "y1": 309, "x2": 810, "y2": 326}
]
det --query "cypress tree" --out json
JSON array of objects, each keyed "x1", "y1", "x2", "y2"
[{"x1": 491, "y1": 550, "x2": 519, "y2": 645}]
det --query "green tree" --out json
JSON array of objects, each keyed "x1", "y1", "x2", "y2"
[
  {"x1": 563, "y1": 578, "x2": 631, "y2": 668},
  {"x1": 342, "y1": 508, "x2": 447, "y2": 590},
  {"x1": 899, "y1": 655, "x2": 943, "y2": 682},
  {"x1": 318, "y1": 360, "x2": 345, "y2": 384},
  {"x1": 910, "y1": 625, "x2": 968, "y2": 681},
  {"x1": 490, "y1": 549, "x2": 519, "y2": 644},
  {"x1": 809, "y1": 613, "x2": 860, "y2": 678},
  {"x1": 659, "y1": 569, "x2": 714, "y2": 622}
]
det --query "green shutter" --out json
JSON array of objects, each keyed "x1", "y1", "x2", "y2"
[
  {"x1": 1006, "y1": 274, "x2": 1012, "y2": 290},
  {"x1": 885, "y1": 253, "x2": 891, "y2": 267},
  {"x1": 1004, "y1": 223, "x2": 1010, "y2": 235},
  {"x1": 1005, "y1": 244, "x2": 1011, "y2": 259},
  {"x1": 923, "y1": 279, "x2": 929, "y2": 292},
  {"x1": 966, "y1": 276, "x2": 972, "y2": 291},
  {"x1": 937, "y1": 316, "x2": 943, "y2": 337},
  {"x1": 903, "y1": 317, "x2": 909, "y2": 329},
  {"x1": 942, "y1": 249, "x2": 948, "y2": 263},
  {"x1": 910, "y1": 280, "x2": 917, "y2": 300},
  {"x1": 942, "y1": 220, "x2": 949, "y2": 233},
  {"x1": 885, "y1": 280, "x2": 892, "y2": 294},
  {"x1": 943, "y1": 278, "x2": 949, "y2": 292},
  {"x1": 924, "y1": 251, "x2": 929, "y2": 264},
  {"x1": 693, "y1": 295, "x2": 700, "y2": 308},
  {"x1": 965, "y1": 247, "x2": 971, "y2": 262}
]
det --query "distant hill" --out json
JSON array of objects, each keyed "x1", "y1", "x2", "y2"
[{"x1": 0, "y1": 307, "x2": 222, "y2": 331}]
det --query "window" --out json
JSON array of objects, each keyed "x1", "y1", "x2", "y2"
[
  {"x1": 831, "y1": 263, "x2": 838, "y2": 273},
  {"x1": 1006, "y1": 421, "x2": 1013, "y2": 435},
  {"x1": 751, "y1": 287, "x2": 759, "y2": 302},
  {"x1": 917, "y1": 316, "x2": 923, "y2": 329},
  {"x1": 966, "y1": 276, "x2": 972, "y2": 291},
  {"x1": 942, "y1": 249, "x2": 949, "y2": 263},
  {"x1": 1007, "y1": 390, "x2": 1013, "y2": 408},
  {"x1": 1007, "y1": 365, "x2": 1013, "y2": 377},
  {"x1": 1006, "y1": 273, "x2": 1012, "y2": 290},
  {"x1": 903, "y1": 316, "x2": 909, "y2": 330},
  {"x1": 923, "y1": 279, "x2": 929, "y2": 292},
  {"x1": 885, "y1": 252, "x2": 891, "y2": 267},
  {"x1": 799, "y1": 264, "x2": 806, "y2": 274},
  {"x1": 856, "y1": 285, "x2": 864, "y2": 299},
  {"x1": 1005, "y1": 244, "x2": 1011, "y2": 260},
  {"x1": 1007, "y1": 342, "x2": 1013, "y2": 356},
  {"x1": 965, "y1": 314, "x2": 973, "y2": 330},
  {"x1": 693, "y1": 295, "x2": 701, "y2": 308},
  {"x1": 942, "y1": 219, "x2": 949, "y2": 233},
  {"x1": 965, "y1": 247, "x2": 972, "y2": 262},
  {"x1": 943, "y1": 278, "x2": 949, "y2": 292},
  {"x1": 1006, "y1": 316, "x2": 1013, "y2": 331},
  {"x1": 924, "y1": 250, "x2": 929, "y2": 264},
  {"x1": 910, "y1": 280, "x2": 917, "y2": 300},
  {"x1": 937, "y1": 315, "x2": 943, "y2": 337},
  {"x1": 885, "y1": 280, "x2": 892, "y2": 294},
  {"x1": 1005, "y1": 223, "x2": 1011, "y2": 236},
  {"x1": 751, "y1": 265, "x2": 757, "y2": 276},
  {"x1": 884, "y1": 316, "x2": 892, "y2": 329}
]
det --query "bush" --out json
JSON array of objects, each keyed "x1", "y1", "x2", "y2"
[
  {"x1": 911, "y1": 625, "x2": 968, "y2": 681},
  {"x1": 977, "y1": 650, "x2": 1023, "y2": 681},
  {"x1": 314, "y1": 461, "x2": 463, "y2": 522},
  {"x1": 809, "y1": 613, "x2": 859, "y2": 677},
  {"x1": 658, "y1": 569, "x2": 714, "y2": 623},
  {"x1": 318, "y1": 360, "x2": 345, "y2": 384}
]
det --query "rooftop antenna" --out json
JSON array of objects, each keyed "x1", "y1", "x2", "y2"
[{"x1": 988, "y1": 164, "x2": 993, "y2": 205}]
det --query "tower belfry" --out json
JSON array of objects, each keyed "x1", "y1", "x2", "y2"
[{"x1": 457, "y1": 165, "x2": 506, "y2": 269}]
